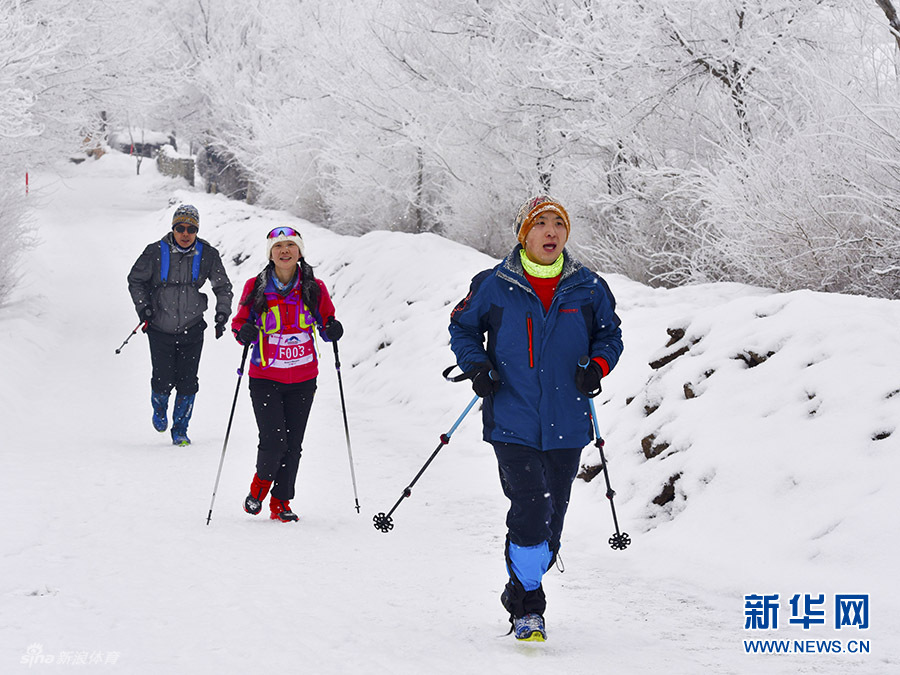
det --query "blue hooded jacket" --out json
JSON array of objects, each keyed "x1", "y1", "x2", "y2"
[{"x1": 449, "y1": 246, "x2": 623, "y2": 451}]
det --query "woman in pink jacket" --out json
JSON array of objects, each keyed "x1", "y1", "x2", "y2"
[{"x1": 231, "y1": 226, "x2": 343, "y2": 522}]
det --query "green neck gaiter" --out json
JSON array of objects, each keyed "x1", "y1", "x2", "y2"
[{"x1": 520, "y1": 249, "x2": 563, "y2": 278}]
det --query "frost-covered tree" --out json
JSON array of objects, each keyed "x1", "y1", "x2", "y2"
[
  {"x1": 0, "y1": 0, "x2": 189, "y2": 302},
  {"x1": 5, "y1": 0, "x2": 900, "y2": 300},
  {"x1": 0, "y1": 1, "x2": 61, "y2": 303},
  {"x1": 576, "y1": 1, "x2": 900, "y2": 296}
]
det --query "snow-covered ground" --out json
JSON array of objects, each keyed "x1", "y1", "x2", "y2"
[{"x1": 1, "y1": 152, "x2": 897, "y2": 673}]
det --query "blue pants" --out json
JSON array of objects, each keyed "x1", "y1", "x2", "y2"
[{"x1": 493, "y1": 443, "x2": 582, "y2": 591}]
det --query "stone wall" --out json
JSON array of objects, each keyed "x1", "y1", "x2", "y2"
[
  {"x1": 156, "y1": 145, "x2": 195, "y2": 186},
  {"x1": 195, "y1": 146, "x2": 253, "y2": 201}
]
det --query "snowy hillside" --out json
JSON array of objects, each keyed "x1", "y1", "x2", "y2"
[{"x1": 1, "y1": 152, "x2": 897, "y2": 674}]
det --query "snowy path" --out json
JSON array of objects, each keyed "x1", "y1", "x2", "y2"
[{"x1": 1, "y1": 154, "x2": 896, "y2": 674}]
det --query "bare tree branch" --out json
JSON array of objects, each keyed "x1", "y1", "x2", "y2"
[{"x1": 875, "y1": 0, "x2": 900, "y2": 51}]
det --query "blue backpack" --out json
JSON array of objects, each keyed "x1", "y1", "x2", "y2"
[{"x1": 160, "y1": 239, "x2": 203, "y2": 284}]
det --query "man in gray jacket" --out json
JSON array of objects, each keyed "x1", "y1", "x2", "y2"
[{"x1": 127, "y1": 204, "x2": 233, "y2": 445}]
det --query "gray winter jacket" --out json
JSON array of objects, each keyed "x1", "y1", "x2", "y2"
[{"x1": 128, "y1": 232, "x2": 233, "y2": 335}]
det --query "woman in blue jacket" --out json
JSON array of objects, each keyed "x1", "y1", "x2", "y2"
[{"x1": 449, "y1": 195, "x2": 623, "y2": 641}]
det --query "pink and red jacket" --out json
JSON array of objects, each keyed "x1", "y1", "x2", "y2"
[{"x1": 232, "y1": 271, "x2": 336, "y2": 384}]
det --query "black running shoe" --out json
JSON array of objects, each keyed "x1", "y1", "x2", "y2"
[{"x1": 244, "y1": 494, "x2": 262, "y2": 515}]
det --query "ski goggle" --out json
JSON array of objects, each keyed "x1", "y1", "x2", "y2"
[
  {"x1": 268, "y1": 226, "x2": 300, "y2": 238},
  {"x1": 174, "y1": 225, "x2": 198, "y2": 234}
]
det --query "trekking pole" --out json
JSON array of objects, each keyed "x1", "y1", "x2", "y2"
[
  {"x1": 578, "y1": 356, "x2": 631, "y2": 551},
  {"x1": 332, "y1": 341, "x2": 361, "y2": 514},
  {"x1": 206, "y1": 343, "x2": 250, "y2": 525},
  {"x1": 373, "y1": 379, "x2": 490, "y2": 533},
  {"x1": 114, "y1": 321, "x2": 145, "y2": 354}
]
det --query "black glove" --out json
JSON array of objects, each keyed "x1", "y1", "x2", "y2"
[
  {"x1": 236, "y1": 322, "x2": 258, "y2": 346},
  {"x1": 214, "y1": 313, "x2": 227, "y2": 340},
  {"x1": 575, "y1": 359, "x2": 603, "y2": 397},
  {"x1": 471, "y1": 365, "x2": 500, "y2": 398},
  {"x1": 324, "y1": 317, "x2": 343, "y2": 341},
  {"x1": 137, "y1": 306, "x2": 153, "y2": 321}
]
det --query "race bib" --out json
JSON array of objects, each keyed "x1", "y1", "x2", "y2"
[{"x1": 265, "y1": 331, "x2": 314, "y2": 368}]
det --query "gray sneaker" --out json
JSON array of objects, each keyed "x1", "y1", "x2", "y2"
[{"x1": 513, "y1": 613, "x2": 546, "y2": 641}]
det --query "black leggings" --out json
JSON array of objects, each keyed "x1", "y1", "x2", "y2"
[{"x1": 248, "y1": 376, "x2": 317, "y2": 501}]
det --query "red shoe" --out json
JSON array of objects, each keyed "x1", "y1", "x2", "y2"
[
  {"x1": 244, "y1": 474, "x2": 273, "y2": 515},
  {"x1": 270, "y1": 498, "x2": 299, "y2": 522}
]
